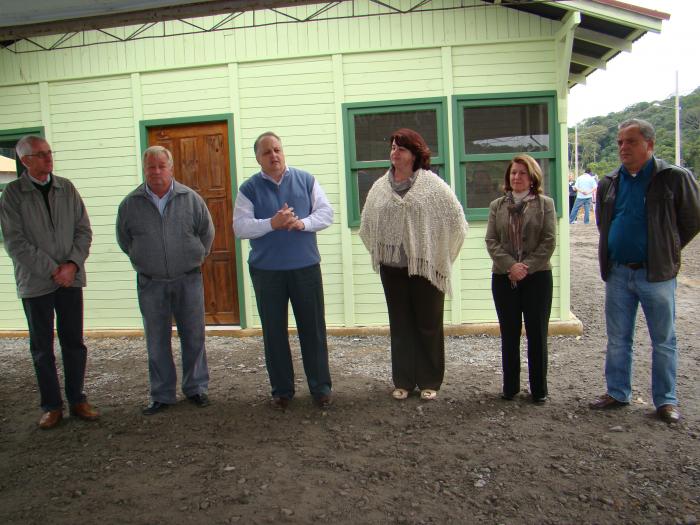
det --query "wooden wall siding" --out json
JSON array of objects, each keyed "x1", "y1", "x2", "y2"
[
  {"x1": 49, "y1": 76, "x2": 142, "y2": 328},
  {"x1": 0, "y1": 1, "x2": 570, "y2": 330},
  {"x1": 342, "y1": 49, "x2": 444, "y2": 102},
  {"x1": 0, "y1": 1, "x2": 555, "y2": 87},
  {"x1": 0, "y1": 85, "x2": 41, "y2": 127},
  {"x1": 140, "y1": 66, "x2": 231, "y2": 120},
  {"x1": 452, "y1": 41, "x2": 556, "y2": 92},
  {"x1": 0, "y1": 86, "x2": 42, "y2": 326},
  {"x1": 235, "y1": 57, "x2": 346, "y2": 326}
]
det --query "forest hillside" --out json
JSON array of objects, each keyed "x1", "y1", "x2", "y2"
[{"x1": 569, "y1": 86, "x2": 700, "y2": 178}]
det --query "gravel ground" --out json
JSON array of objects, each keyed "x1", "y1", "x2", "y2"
[{"x1": 0, "y1": 224, "x2": 698, "y2": 525}]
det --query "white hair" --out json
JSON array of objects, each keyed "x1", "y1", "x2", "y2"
[
  {"x1": 143, "y1": 145, "x2": 174, "y2": 168},
  {"x1": 16, "y1": 135, "x2": 47, "y2": 158}
]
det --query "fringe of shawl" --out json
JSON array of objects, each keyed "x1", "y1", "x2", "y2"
[{"x1": 360, "y1": 169, "x2": 467, "y2": 296}]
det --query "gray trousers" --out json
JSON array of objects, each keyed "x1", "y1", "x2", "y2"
[{"x1": 137, "y1": 271, "x2": 209, "y2": 403}]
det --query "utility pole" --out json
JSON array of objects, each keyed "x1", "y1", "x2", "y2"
[
  {"x1": 574, "y1": 125, "x2": 579, "y2": 177},
  {"x1": 675, "y1": 70, "x2": 681, "y2": 166}
]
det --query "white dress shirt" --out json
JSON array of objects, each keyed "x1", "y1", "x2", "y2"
[{"x1": 233, "y1": 167, "x2": 333, "y2": 239}]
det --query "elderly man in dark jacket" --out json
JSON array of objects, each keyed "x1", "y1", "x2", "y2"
[
  {"x1": 590, "y1": 118, "x2": 700, "y2": 423},
  {"x1": 117, "y1": 145, "x2": 214, "y2": 415}
]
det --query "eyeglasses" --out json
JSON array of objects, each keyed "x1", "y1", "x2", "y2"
[{"x1": 25, "y1": 150, "x2": 54, "y2": 159}]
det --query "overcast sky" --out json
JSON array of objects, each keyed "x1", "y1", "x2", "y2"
[{"x1": 567, "y1": 0, "x2": 699, "y2": 126}]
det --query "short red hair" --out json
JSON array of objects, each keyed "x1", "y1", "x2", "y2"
[{"x1": 390, "y1": 128, "x2": 432, "y2": 171}]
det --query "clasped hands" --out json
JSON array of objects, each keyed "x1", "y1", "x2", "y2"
[
  {"x1": 508, "y1": 262, "x2": 529, "y2": 283},
  {"x1": 270, "y1": 203, "x2": 305, "y2": 231},
  {"x1": 52, "y1": 262, "x2": 78, "y2": 287}
]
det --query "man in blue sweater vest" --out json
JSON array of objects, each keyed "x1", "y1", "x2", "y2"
[{"x1": 234, "y1": 132, "x2": 334, "y2": 410}]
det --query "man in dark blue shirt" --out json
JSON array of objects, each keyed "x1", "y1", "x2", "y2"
[{"x1": 590, "y1": 119, "x2": 700, "y2": 423}]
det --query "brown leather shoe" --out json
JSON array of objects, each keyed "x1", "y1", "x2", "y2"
[
  {"x1": 69, "y1": 402, "x2": 100, "y2": 421},
  {"x1": 657, "y1": 404, "x2": 681, "y2": 423},
  {"x1": 271, "y1": 397, "x2": 290, "y2": 410},
  {"x1": 589, "y1": 393, "x2": 628, "y2": 410},
  {"x1": 38, "y1": 409, "x2": 63, "y2": 429}
]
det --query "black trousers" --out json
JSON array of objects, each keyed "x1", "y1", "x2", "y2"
[
  {"x1": 380, "y1": 265, "x2": 445, "y2": 391},
  {"x1": 21, "y1": 287, "x2": 88, "y2": 411},
  {"x1": 250, "y1": 264, "x2": 332, "y2": 400},
  {"x1": 491, "y1": 270, "x2": 552, "y2": 399}
]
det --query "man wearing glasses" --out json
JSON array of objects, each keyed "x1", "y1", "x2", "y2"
[{"x1": 0, "y1": 135, "x2": 98, "y2": 429}]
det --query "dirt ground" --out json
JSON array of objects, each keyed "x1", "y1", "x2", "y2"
[{"x1": 1, "y1": 224, "x2": 699, "y2": 525}]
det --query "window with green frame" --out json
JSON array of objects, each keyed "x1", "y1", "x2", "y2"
[
  {"x1": 454, "y1": 93, "x2": 560, "y2": 221},
  {"x1": 343, "y1": 98, "x2": 449, "y2": 227}
]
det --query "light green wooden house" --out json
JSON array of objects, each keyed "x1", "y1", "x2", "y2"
[{"x1": 0, "y1": 0, "x2": 666, "y2": 332}]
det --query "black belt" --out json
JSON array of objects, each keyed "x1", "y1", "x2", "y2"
[{"x1": 624, "y1": 262, "x2": 645, "y2": 270}]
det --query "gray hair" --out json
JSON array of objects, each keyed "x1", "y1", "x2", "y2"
[
  {"x1": 143, "y1": 145, "x2": 174, "y2": 168},
  {"x1": 619, "y1": 118, "x2": 656, "y2": 142},
  {"x1": 253, "y1": 131, "x2": 281, "y2": 154},
  {"x1": 16, "y1": 135, "x2": 47, "y2": 158}
]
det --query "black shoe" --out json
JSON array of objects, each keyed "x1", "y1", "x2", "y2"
[
  {"x1": 532, "y1": 396, "x2": 547, "y2": 404},
  {"x1": 501, "y1": 393, "x2": 516, "y2": 401},
  {"x1": 142, "y1": 401, "x2": 171, "y2": 416},
  {"x1": 188, "y1": 393, "x2": 210, "y2": 407},
  {"x1": 314, "y1": 394, "x2": 333, "y2": 409}
]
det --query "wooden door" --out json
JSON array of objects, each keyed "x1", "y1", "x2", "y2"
[{"x1": 148, "y1": 122, "x2": 239, "y2": 325}]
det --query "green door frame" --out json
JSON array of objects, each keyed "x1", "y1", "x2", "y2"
[{"x1": 138, "y1": 114, "x2": 247, "y2": 328}]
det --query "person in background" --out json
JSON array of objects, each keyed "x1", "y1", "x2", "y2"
[
  {"x1": 568, "y1": 167, "x2": 597, "y2": 224},
  {"x1": 589, "y1": 118, "x2": 700, "y2": 423},
  {"x1": 360, "y1": 128, "x2": 467, "y2": 401},
  {"x1": 233, "y1": 132, "x2": 334, "y2": 410},
  {"x1": 485, "y1": 154, "x2": 556, "y2": 403},
  {"x1": 117, "y1": 145, "x2": 214, "y2": 415},
  {"x1": 0, "y1": 135, "x2": 98, "y2": 429},
  {"x1": 568, "y1": 173, "x2": 577, "y2": 214}
]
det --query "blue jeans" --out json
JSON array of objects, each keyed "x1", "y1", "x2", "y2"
[
  {"x1": 604, "y1": 263, "x2": 677, "y2": 407},
  {"x1": 568, "y1": 197, "x2": 592, "y2": 223},
  {"x1": 137, "y1": 271, "x2": 209, "y2": 403}
]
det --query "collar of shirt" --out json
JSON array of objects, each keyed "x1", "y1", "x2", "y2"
[
  {"x1": 145, "y1": 180, "x2": 175, "y2": 216},
  {"x1": 145, "y1": 179, "x2": 174, "y2": 200},
  {"x1": 620, "y1": 157, "x2": 654, "y2": 179},
  {"x1": 260, "y1": 166, "x2": 289, "y2": 185},
  {"x1": 28, "y1": 172, "x2": 51, "y2": 186}
]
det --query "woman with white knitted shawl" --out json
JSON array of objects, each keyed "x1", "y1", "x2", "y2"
[
  {"x1": 359, "y1": 128, "x2": 468, "y2": 401},
  {"x1": 485, "y1": 154, "x2": 556, "y2": 404}
]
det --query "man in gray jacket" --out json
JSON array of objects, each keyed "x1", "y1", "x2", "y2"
[
  {"x1": 117, "y1": 145, "x2": 214, "y2": 415},
  {"x1": 0, "y1": 135, "x2": 98, "y2": 429}
]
